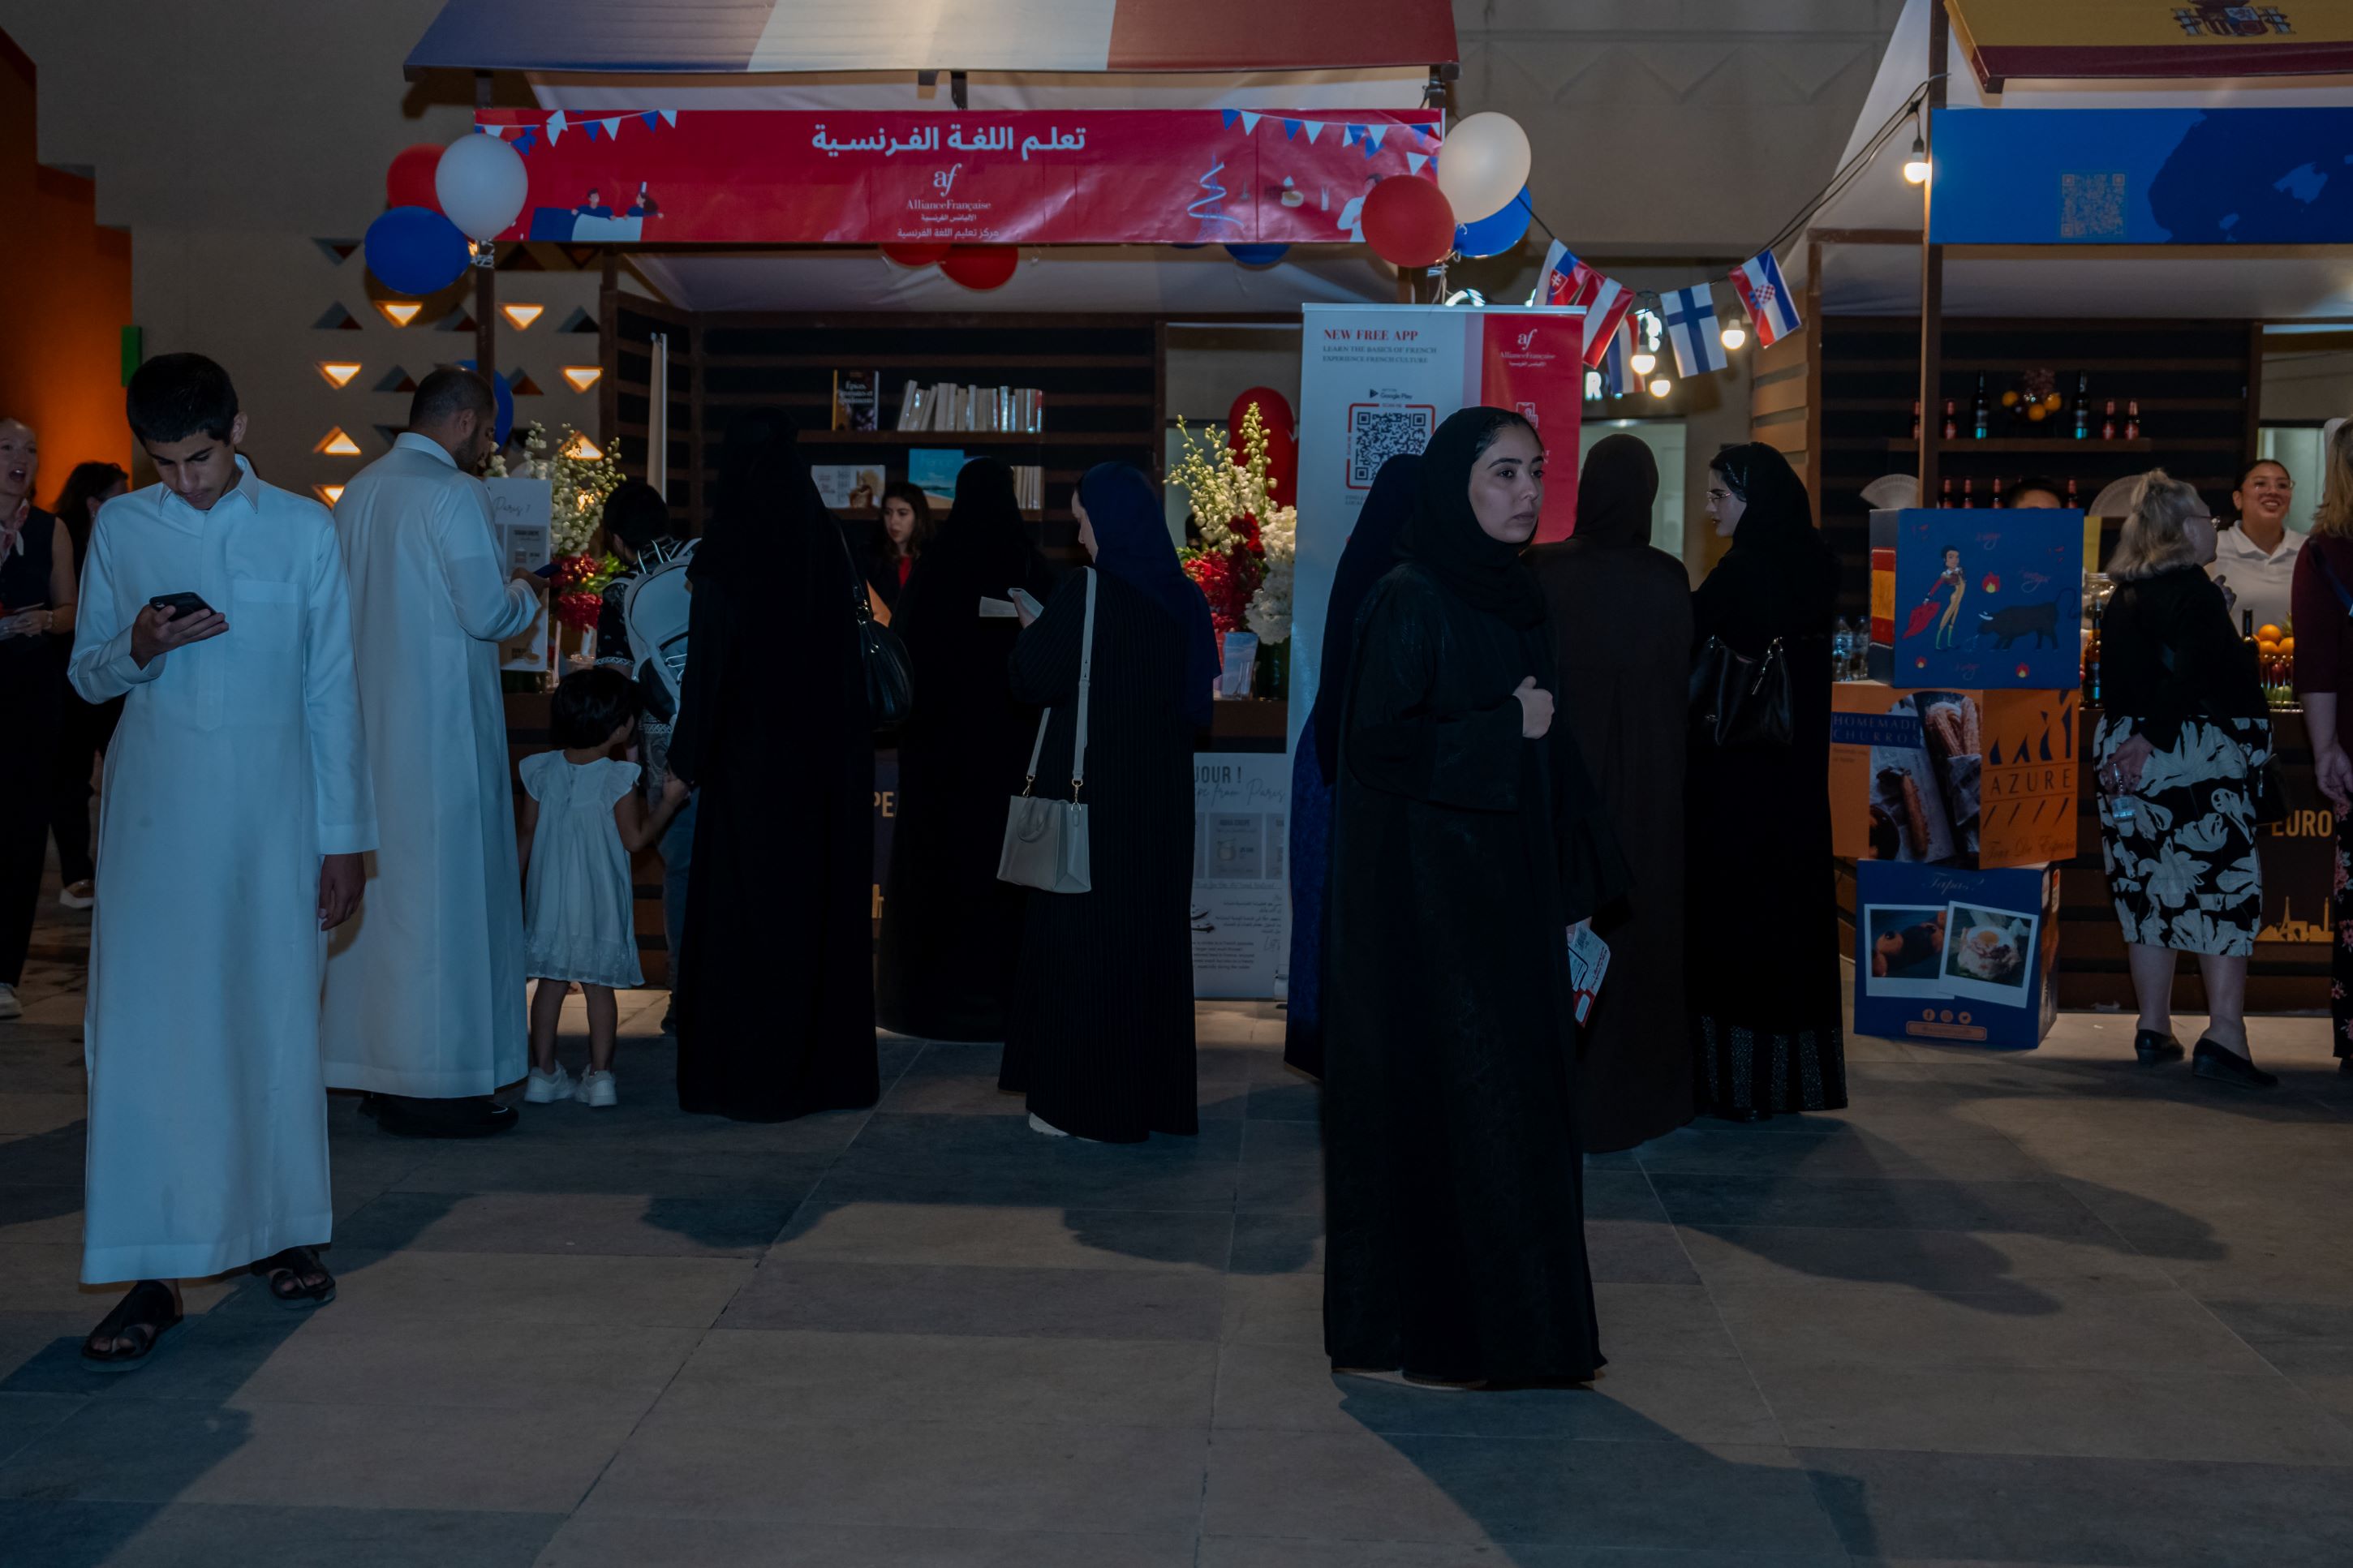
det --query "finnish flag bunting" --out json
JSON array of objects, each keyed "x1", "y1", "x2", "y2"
[
  {"x1": 1728, "y1": 248, "x2": 1802, "y2": 347},
  {"x1": 1662, "y1": 284, "x2": 1728, "y2": 377}
]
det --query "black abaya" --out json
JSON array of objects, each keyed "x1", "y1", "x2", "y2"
[
  {"x1": 1323, "y1": 410, "x2": 1626, "y2": 1385},
  {"x1": 1527, "y1": 434, "x2": 1697, "y2": 1153},
  {"x1": 669, "y1": 417, "x2": 879, "y2": 1121},
  {"x1": 875, "y1": 461, "x2": 1055, "y2": 1040},
  {"x1": 1686, "y1": 443, "x2": 1844, "y2": 1115},
  {"x1": 998, "y1": 466, "x2": 1202, "y2": 1143}
]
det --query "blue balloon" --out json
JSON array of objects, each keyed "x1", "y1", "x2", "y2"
[
  {"x1": 1452, "y1": 187, "x2": 1533, "y2": 259},
  {"x1": 459, "y1": 359, "x2": 515, "y2": 447},
  {"x1": 1172, "y1": 242, "x2": 1208, "y2": 251},
  {"x1": 364, "y1": 204, "x2": 472, "y2": 297},
  {"x1": 1224, "y1": 243, "x2": 1290, "y2": 267}
]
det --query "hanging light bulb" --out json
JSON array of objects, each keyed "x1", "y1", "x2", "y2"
[
  {"x1": 1903, "y1": 117, "x2": 1931, "y2": 184},
  {"x1": 1647, "y1": 375, "x2": 1672, "y2": 398},
  {"x1": 1719, "y1": 323, "x2": 1749, "y2": 351},
  {"x1": 1631, "y1": 347, "x2": 1658, "y2": 376}
]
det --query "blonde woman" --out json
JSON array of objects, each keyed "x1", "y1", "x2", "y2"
[
  {"x1": 2289, "y1": 419, "x2": 2353, "y2": 1076},
  {"x1": 2097, "y1": 470, "x2": 2277, "y2": 1089}
]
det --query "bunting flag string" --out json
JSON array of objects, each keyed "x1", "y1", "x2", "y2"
[{"x1": 1527, "y1": 230, "x2": 1804, "y2": 376}]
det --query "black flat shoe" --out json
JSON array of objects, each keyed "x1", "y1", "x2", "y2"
[
  {"x1": 368, "y1": 1094, "x2": 519, "y2": 1139},
  {"x1": 2134, "y1": 1029, "x2": 2185, "y2": 1064},
  {"x1": 2339, "y1": 1056, "x2": 2351, "y2": 1076},
  {"x1": 2192, "y1": 1038, "x2": 2278, "y2": 1090}
]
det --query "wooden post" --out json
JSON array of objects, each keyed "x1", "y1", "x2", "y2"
[
  {"x1": 1805, "y1": 236, "x2": 1824, "y2": 508},
  {"x1": 1916, "y1": 6, "x2": 1947, "y2": 505},
  {"x1": 598, "y1": 251, "x2": 619, "y2": 453},
  {"x1": 473, "y1": 71, "x2": 497, "y2": 386}
]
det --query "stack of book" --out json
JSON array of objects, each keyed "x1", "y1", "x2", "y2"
[
  {"x1": 896, "y1": 380, "x2": 1043, "y2": 434},
  {"x1": 1010, "y1": 466, "x2": 1043, "y2": 511}
]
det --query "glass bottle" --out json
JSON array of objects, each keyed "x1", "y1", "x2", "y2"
[
  {"x1": 2124, "y1": 399, "x2": 2141, "y2": 441},
  {"x1": 1972, "y1": 375, "x2": 1990, "y2": 440},
  {"x1": 2101, "y1": 399, "x2": 2117, "y2": 440},
  {"x1": 2072, "y1": 373, "x2": 2090, "y2": 440},
  {"x1": 1942, "y1": 399, "x2": 1957, "y2": 441}
]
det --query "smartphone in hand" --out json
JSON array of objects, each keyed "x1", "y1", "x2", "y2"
[{"x1": 148, "y1": 591, "x2": 217, "y2": 617}]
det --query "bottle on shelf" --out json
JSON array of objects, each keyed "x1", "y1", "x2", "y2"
[
  {"x1": 2066, "y1": 476, "x2": 2080, "y2": 507},
  {"x1": 1912, "y1": 398, "x2": 1922, "y2": 441},
  {"x1": 2101, "y1": 398, "x2": 2117, "y2": 441},
  {"x1": 1962, "y1": 476, "x2": 1975, "y2": 509},
  {"x1": 2085, "y1": 596, "x2": 2103, "y2": 702},
  {"x1": 2124, "y1": 399, "x2": 2141, "y2": 441},
  {"x1": 2072, "y1": 374, "x2": 2090, "y2": 440},
  {"x1": 1992, "y1": 476, "x2": 2005, "y2": 509},
  {"x1": 1942, "y1": 398, "x2": 1957, "y2": 441},
  {"x1": 1939, "y1": 476, "x2": 1953, "y2": 508},
  {"x1": 1972, "y1": 375, "x2": 1990, "y2": 440}
]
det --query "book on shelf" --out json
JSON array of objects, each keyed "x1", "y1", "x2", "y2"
[
  {"x1": 907, "y1": 448, "x2": 966, "y2": 503},
  {"x1": 895, "y1": 380, "x2": 923, "y2": 431},
  {"x1": 831, "y1": 370, "x2": 880, "y2": 432}
]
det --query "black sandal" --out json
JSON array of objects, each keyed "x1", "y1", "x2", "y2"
[
  {"x1": 255, "y1": 1246, "x2": 337, "y2": 1310},
  {"x1": 81, "y1": 1280, "x2": 183, "y2": 1372}
]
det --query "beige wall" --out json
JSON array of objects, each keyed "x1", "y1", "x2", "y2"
[{"x1": 2263, "y1": 346, "x2": 2353, "y2": 425}]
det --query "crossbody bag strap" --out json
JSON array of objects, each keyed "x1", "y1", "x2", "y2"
[
  {"x1": 1020, "y1": 569, "x2": 1098, "y2": 800},
  {"x1": 833, "y1": 521, "x2": 873, "y2": 625}
]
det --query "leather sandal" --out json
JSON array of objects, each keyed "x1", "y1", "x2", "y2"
[
  {"x1": 255, "y1": 1246, "x2": 337, "y2": 1310},
  {"x1": 81, "y1": 1280, "x2": 183, "y2": 1373}
]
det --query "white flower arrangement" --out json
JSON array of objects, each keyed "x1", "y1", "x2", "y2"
[{"x1": 487, "y1": 422, "x2": 623, "y2": 556}]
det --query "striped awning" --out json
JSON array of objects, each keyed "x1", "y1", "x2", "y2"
[{"x1": 404, "y1": 0, "x2": 1458, "y2": 79}]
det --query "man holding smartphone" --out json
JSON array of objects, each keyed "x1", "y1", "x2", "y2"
[
  {"x1": 323, "y1": 369, "x2": 544, "y2": 1137},
  {"x1": 68, "y1": 354, "x2": 375, "y2": 1367}
]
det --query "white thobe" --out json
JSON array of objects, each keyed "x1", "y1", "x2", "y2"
[
  {"x1": 322, "y1": 434, "x2": 540, "y2": 1098},
  {"x1": 71, "y1": 461, "x2": 376, "y2": 1284}
]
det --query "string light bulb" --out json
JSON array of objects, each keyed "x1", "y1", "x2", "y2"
[
  {"x1": 1647, "y1": 375, "x2": 1672, "y2": 398},
  {"x1": 1719, "y1": 324, "x2": 1748, "y2": 351},
  {"x1": 1903, "y1": 120, "x2": 1931, "y2": 185},
  {"x1": 1631, "y1": 348, "x2": 1658, "y2": 376}
]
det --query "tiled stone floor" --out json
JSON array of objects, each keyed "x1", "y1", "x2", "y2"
[{"x1": 4, "y1": 901, "x2": 2353, "y2": 1563}]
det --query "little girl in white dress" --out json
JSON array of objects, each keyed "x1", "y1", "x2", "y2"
[{"x1": 518, "y1": 668, "x2": 689, "y2": 1107}]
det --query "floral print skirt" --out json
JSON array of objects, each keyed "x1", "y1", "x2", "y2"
[{"x1": 2093, "y1": 714, "x2": 2269, "y2": 958}]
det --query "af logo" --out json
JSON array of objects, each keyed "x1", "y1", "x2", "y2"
[{"x1": 935, "y1": 163, "x2": 963, "y2": 195}]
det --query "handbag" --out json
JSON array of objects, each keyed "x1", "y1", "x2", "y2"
[
  {"x1": 836, "y1": 523, "x2": 913, "y2": 728},
  {"x1": 1689, "y1": 634, "x2": 1793, "y2": 750},
  {"x1": 998, "y1": 569, "x2": 1095, "y2": 894}
]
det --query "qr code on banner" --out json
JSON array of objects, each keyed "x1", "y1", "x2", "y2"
[{"x1": 1347, "y1": 404, "x2": 1437, "y2": 488}]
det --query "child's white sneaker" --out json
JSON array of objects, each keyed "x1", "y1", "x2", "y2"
[
  {"x1": 0, "y1": 983, "x2": 20, "y2": 1020},
  {"x1": 573, "y1": 1069, "x2": 617, "y2": 1108},
  {"x1": 523, "y1": 1064, "x2": 574, "y2": 1104}
]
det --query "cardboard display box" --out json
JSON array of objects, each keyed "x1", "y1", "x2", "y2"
[
  {"x1": 1831, "y1": 683, "x2": 2080, "y2": 871},
  {"x1": 1854, "y1": 861, "x2": 2060, "y2": 1051}
]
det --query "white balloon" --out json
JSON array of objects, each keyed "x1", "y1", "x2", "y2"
[
  {"x1": 1436, "y1": 113, "x2": 1532, "y2": 226},
  {"x1": 435, "y1": 131, "x2": 529, "y2": 243}
]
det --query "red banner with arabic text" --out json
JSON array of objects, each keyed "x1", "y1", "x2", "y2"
[{"x1": 475, "y1": 108, "x2": 1444, "y2": 247}]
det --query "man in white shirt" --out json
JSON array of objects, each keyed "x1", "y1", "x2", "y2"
[
  {"x1": 2208, "y1": 458, "x2": 2303, "y2": 636},
  {"x1": 71, "y1": 354, "x2": 374, "y2": 1366},
  {"x1": 323, "y1": 369, "x2": 544, "y2": 1137}
]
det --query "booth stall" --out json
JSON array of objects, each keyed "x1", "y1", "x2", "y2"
[{"x1": 1779, "y1": 0, "x2": 2353, "y2": 1014}]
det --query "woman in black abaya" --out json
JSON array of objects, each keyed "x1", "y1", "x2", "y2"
[
  {"x1": 1528, "y1": 435, "x2": 1696, "y2": 1152},
  {"x1": 1687, "y1": 441, "x2": 1843, "y2": 1119},
  {"x1": 999, "y1": 463, "x2": 1212, "y2": 1142},
  {"x1": 669, "y1": 412, "x2": 880, "y2": 1121},
  {"x1": 876, "y1": 459, "x2": 1056, "y2": 1039},
  {"x1": 1323, "y1": 407, "x2": 1626, "y2": 1387},
  {"x1": 1283, "y1": 453, "x2": 1417, "y2": 1080}
]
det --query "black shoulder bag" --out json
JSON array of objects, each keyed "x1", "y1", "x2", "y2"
[
  {"x1": 1690, "y1": 635, "x2": 1792, "y2": 750},
  {"x1": 836, "y1": 523, "x2": 914, "y2": 728}
]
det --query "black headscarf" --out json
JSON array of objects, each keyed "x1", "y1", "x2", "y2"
[
  {"x1": 1397, "y1": 406, "x2": 1549, "y2": 629},
  {"x1": 1713, "y1": 441, "x2": 1826, "y2": 562},
  {"x1": 1311, "y1": 452, "x2": 1420, "y2": 780},
  {"x1": 927, "y1": 457, "x2": 1044, "y2": 594},
  {"x1": 692, "y1": 407, "x2": 832, "y2": 585},
  {"x1": 1080, "y1": 462, "x2": 1219, "y2": 727},
  {"x1": 1574, "y1": 433, "x2": 1658, "y2": 549}
]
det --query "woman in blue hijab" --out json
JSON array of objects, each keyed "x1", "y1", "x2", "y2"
[{"x1": 999, "y1": 463, "x2": 1211, "y2": 1141}]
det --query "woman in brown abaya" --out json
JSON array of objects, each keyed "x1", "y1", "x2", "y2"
[{"x1": 1527, "y1": 434, "x2": 1696, "y2": 1152}]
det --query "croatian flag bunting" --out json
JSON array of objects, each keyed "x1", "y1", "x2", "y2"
[
  {"x1": 1534, "y1": 241, "x2": 1633, "y2": 368},
  {"x1": 1660, "y1": 284, "x2": 1727, "y2": 377},
  {"x1": 1728, "y1": 248, "x2": 1802, "y2": 348}
]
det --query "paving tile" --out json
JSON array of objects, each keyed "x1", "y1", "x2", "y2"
[
  {"x1": 1675, "y1": 1223, "x2": 2173, "y2": 1300},
  {"x1": 0, "y1": 1093, "x2": 84, "y2": 1136},
  {"x1": 334, "y1": 1192, "x2": 794, "y2": 1258},
  {"x1": 1203, "y1": 1428, "x2": 1840, "y2": 1551},
  {"x1": 724, "y1": 1259, "x2": 1224, "y2": 1341},
  {"x1": 1202, "y1": 1542, "x2": 1849, "y2": 1568},
  {"x1": 0, "y1": 1391, "x2": 84, "y2": 1466},
  {"x1": 390, "y1": 1142, "x2": 832, "y2": 1201},
  {"x1": 1228, "y1": 1211, "x2": 1323, "y2": 1277},
  {"x1": 0, "y1": 1499, "x2": 562, "y2": 1567},
  {"x1": 1636, "y1": 1127, "x2": 2047, "y2": 1183},
  {"x1": 538, "y1": 1516, "x2": 1197, "y2": 1566},
  {"x1": 652, "y1": 1327, "x2": 1217, "y2": 1430},
  {"x1": 1584, "y1": 1221, "x2": 1702, "y2": 1287},
  {"x1": 0, "y1": 1398, "x2": 638, "y2": 1512},
  {"x1": 815, "y1": 1113, "x2": 1244, "y2": 1211},
  {"x1": 1650, "y1": 1174, "x2": 2116, "y2": 1239},
  {"x1": 773, "y1": 1201, "x2": 1232, "y2": 1274},
  {"x1": 1800, "y1": 1447, "x2": 2353, "y2": 1566},
  {"x1": 1243, "y1": 1079, "x2": 1320, "y2": 1122},
  {"x1": 579, "y1": 1415, "x2": 1207, "y2": 1533},
  {"x1": 1222, "y1": 1273, "x2": 1324, "y2": 1349},
  {"x1": 1236, "y1": 1119, "x2": 1322, "y2": 1213},
  {"x1": 2147, "y1": 1215, "x2": 2353, "y2": 1304},
  {"x1": 0, "y1": 1188, "x2": 86, "y2": 1249},
  {"x1": 2202, "y1": 1300, "x2": 2353, "y2": 1377},
  {"x1": 212, "y1": 1248, "x2": 753, "y2": 1329},
  {"x1": 1759, "y1": 1365, "x2": 2353, "y2": 1463},
  {"x1": 1583, "y1": 1171, "x2": 1669, "y2": 1222},
  {"x1": 0, "y1": 1248, "x2": 239, "y2": 1317},
  {"x1": 1714, "y1": 1282, "x2": 2273, "y2": 1373}
]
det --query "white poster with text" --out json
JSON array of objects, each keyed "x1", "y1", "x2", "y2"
[
  {"x1": 484, "y1": 477, "x2": 553, "y2": 674},
  {"x1": 1192, "y1": 752, "x2": 1291, "y2": 999}
]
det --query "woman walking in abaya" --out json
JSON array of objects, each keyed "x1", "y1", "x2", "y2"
[
  {"x1": 669, "y1": 412, "x2": 880, "y2": 1121},
  {"x1": 1687, "y1": 442, "x2": 1843, "y2": 1120},
  {"x1": 1283, "y1": 453, "x2": 1418, "y2": 1078},
  {"x1": 877, "y1": 458, "x2": 1056, "y2": 1039},
  {"x1": 1528, "y1": 434, "x2": 1696, "y2": 1152},
  {"x1": 1000, "y1": 462, "x2": 1213, "y2": 1141},
  {"x1": 1323, "y1": 407, "x2": 1626, "y2": 1388}
]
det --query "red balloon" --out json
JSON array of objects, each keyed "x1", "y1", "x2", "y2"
[
  {"x1": 1361, "y1": 175, "x2": 1456, "y2": 268},
  {"x1": 940, "y1": 245, "x2": 1020, "y2": 290},
  {"x1": 882, "y1": 242, "x2": 951, "y2": 268},
  {"x1": 386, "y1": 144, "x2": 444, "y2": 212},
  {"x1": 1226, "y1": 386, "x2": 1299, "y2": 502},
  {"x1": 1227, "y1": 386, "x2": 1294, "y2": 443}
]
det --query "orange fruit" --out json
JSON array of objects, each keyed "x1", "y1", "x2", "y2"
[
  {"x1": 2259, "y1": 639, "x2": 2282, "y2": 660},
  {"x1": 2280, "y1": 636, "x2": 2295, "y2": 657},
  {"x1": 2257, "y1": 624, "x2": 2284, "y2": 642}
]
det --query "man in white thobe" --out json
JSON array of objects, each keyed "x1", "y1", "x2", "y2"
[
  {"x1": 324, "y1": 369, "x2": 544, "y2": 1136},
  {"x1": 71, "y1": 354, "x2": 373, "y2": 1365}
]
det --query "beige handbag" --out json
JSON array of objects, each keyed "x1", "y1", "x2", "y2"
[{"x1": 998, "y1": 569, "x2": 1095, "y2": 894}]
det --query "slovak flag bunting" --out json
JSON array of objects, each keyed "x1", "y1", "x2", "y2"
[
  {"x1": 1535, "y1": 241, "x2": 1634, "y2": 368},
  {"x1": 1661, "y1": 284, "x2": 1728, "y2": 377},
  {"x1": 1602, "y1": 314, "x2": 1637, "y2": 397},
  {"x1": 1728, "y1": 249, "x2": 1802, "y2": 348}
]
